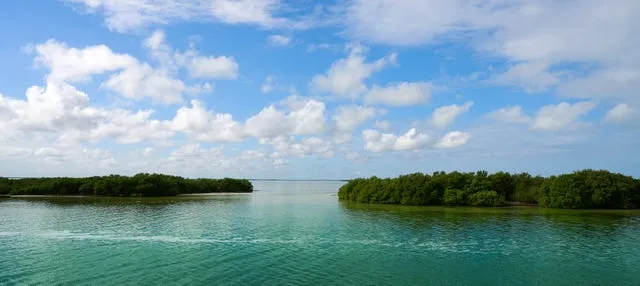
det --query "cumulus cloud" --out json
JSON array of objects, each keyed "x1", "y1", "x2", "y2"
[
  {"x1": 333, "y1": 105, "x2": 382, "y2": 132},
  {"x1": 311, "y1": 45, "x2": 397, "y2": 100},
  {"x1": 531, "y1": 101, "x2": 596, "y2": 130},
  {"x1": 487, "y1": 106, "x2": 532, "y2": 124},
  {"x1": 435, "y1": 131, "x2": 470, "y2": 149},
  {"x1": 33, "y1": 39, "x2": 136, "y2": 83},
  {"x1": 170, "y1": 100, "x2": 244, "y2": 142},
  {"x1": 102, "y1": 63, "x2": 186, "y2": 104},
  {"x1": 185, "y1": 83, "x2": 214, "y2": 96},
  {"x1": 332, "y1": 105, "x2": 384, "y2": 143},
  {"x1": 362, "y1": 128, "x2": 429, "y2": 152},
  {"x1": 0, "y1": 81, "x2": 175, "y2": 148},
  {"x1": 245, "y1": 98, "x2": 326, "y2": 138},
  {"x1": 32, "y1": 32, "x2": 237, "y2": 105},
  {"x1": 604, "y1": 103, "x2": 634, "y2": 123},
  {"x1": 365, "y1": 81, "x2": 432, "y2": 106},
  {"x1": 429, "y1": 101, "x2": 473, "y2": 129},
  {"x1": 174, "y1": 50, "x2": 239, "y2": 80},
  {"x1": 491, "y1": 61, "x2": 561, "y2": 92}
]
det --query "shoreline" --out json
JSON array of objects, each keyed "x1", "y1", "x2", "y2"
[
  {"x1": 178, "y1": 193, "x2": 253, "y2": 196},
  {"x1": 2, "y1": 193, "x2": 253, "y2": 199}
]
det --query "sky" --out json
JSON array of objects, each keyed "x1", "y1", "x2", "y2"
[{"x1": 0, "y1": 0, "x2": 639, "y2": 179}]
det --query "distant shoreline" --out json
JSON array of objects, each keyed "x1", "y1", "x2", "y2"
[
  {"x1": 1, "y1": 174, "x2": 254, "y2": 197},
  {"x1": 2, "y1": 193, "x2": 253, "y2": 198},
  {"x1": 339, "y1": 170, "x2": 640, "y2": 209}
]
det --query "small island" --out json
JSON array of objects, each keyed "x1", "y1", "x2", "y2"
[
  {"x1": 338, "y1": 169, "x2": 640, "y2": 209},
  {"x1": 0, "y1": 173, "x2": 253, "y2": 197}
]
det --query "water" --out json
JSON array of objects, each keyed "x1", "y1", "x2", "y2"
[{"x1": 1, "y1": 181, "x2": 640, "y2": 285}]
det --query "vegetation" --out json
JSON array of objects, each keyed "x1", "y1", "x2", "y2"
[
  {"x1": 0, "y1": 174, "x2": 253, "y2": 197},
  {"x1": 338, "y1": 170, "x2": 640, "y2": 209}
]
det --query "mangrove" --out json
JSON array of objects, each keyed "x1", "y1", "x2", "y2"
[
  {"x1": 338, "y1": 169, "x2": 640, "y2": 209},
  {"x1": 0, "y1": 173, "x2": 253, "y2": 197}
]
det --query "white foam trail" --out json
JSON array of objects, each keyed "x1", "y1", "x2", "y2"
[
  {"x1": 2, "y1": 230, "x2": 501, "y2": 254},
  {"x1": 0, "y1": 231, "x2": 23, "y2": 237}
]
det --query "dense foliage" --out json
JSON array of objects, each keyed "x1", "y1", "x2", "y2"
[
  {"x1": 338, "y1": 170, "x2": 640, "y2": 209},
  {"x1": 0, "y1": 174, "x2": 253, "y2": 197}
]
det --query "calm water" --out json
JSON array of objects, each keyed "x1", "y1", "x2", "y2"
[{"x1": 1, "y1": 181, "x2": 640, "y2": 285}]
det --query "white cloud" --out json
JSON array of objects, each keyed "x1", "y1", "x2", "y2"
[
  {"x1": 261, "y1": 136, "x2": 334, "y2": 159},
  {"x1": 492, "y1": 61, "x2": 561, "y2": 92},
  {"x1": 211, "y1": 0, "x2": 292, "y2": 27},
  {"x1": 103, "y1": 30, "x2": 238, "y2": 103},
  {"x1": 165, "y1": 143, "x2": 285, "y2": 175},
  {"x1": 311, "y1": 45, "x2": 397, "y2": 100},
  {"x1": 143, "y1": 29, "x2": 239, "y2": 80},
  {"x1": 186, "y1": 83, "x2": 214, "y2": 96},
  {"x1": 170, "y1": 100, "x2": 244, "y2": 142},
  {"x1": 394, "y1": 128, "x2": 431, "y2": 151},
  {"x1": 346, "y1": 0, "x2": 640, "y2": 64},
  {"x1": 365, "y1": 81, "x2": 432, "y2": 106},
  {"x1": 531, "y1": 101, "x2": 596, "y2": 130},
  {"x1": 245, "y1": 98, "x2": 326, "y2": 138},
  {"x1": 33, "y1": 146, "x2": 116, "y2": 166},
  {"x1": 346, "y1": 0, "x2": 470, "y2": 46},
  {"x1": 557, "y1": 68, "x2": 640, "y2": 101},
  {"x1": 487, "y1": 106, "x2": 532, "y2": 124},
  {"x1": 362, "y1": 128, "x2": 429, "y2": 152},
  {"x1": 435, "y1": 131, "x2": 470, "y2": 149},
  {"x1": 332, "y1": 105, "x2": 383, "y2": 143},
  {"x1": 143, "y1": 29, "x2": 174, "y2": 67},
  {"x1": 33, "y1": 39, "x2": 136, "y2": 83},
  {"x1": 175, "y1": 49, "x2": 239, "y2": 80},
  {"x1": 261, "y1": 75, "x2": 276, "y2": 94},
  {"x1": 604, "y1": 103, "x2": 634, "y2": 123},
  {"x1": 33, "y1": 33, "x2": 234, "y2": 105},
  {"x1": 66, "y1": 0, "x2": 308, "y2": 32},
  {"x1": 88, "y1": 109, "x2": 175, "y2": 145},
  {"x1": 0, "y1": 81, "x2": 175, "y2": 147},
  {"x1": 245, "y1": 106, "x2": 292, "y2": 138},
  {"x1": 267, "y1": 34, "x2": 291, "y2": 46},
  {"x1": 429, "y1": 101, "x2": 473, "y2": 129},
  {"x1": 333, "y1": 105, "x2": 381, "y2": 132},
  {"x1": 289, "y1": 99, "x2": 326, "y2": 135},
  {"x1": 167, "y1": 144, "x2": 230, "y2": 170},
  {"x1": 345, "y1": 0, "x2": 640, "y2": 99},
  {"x1": 102, "y1": 63, "x2": 185, "y2": 104}
]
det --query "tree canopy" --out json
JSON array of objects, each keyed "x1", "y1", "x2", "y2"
[
  {"x1": 0, "y1": 174, "x2": 253, "y2": 197},
  {"x1": 338, "y1": 170, "x2": 640, "y2": 209}
]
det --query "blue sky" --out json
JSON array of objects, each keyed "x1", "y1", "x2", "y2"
[{"x1": 0, "y1": 0, "x2": 639, "y2": 179}]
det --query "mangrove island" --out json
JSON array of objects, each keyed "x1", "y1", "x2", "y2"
[
  {"x1": 338, "y1": 169, "x2": 640, "y2": 209},
  {"x1": 0, "y1": 173, "x2": 253, "y2": 197}
]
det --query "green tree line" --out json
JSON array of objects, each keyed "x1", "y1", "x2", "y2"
[
  {"x1": 338, "y1": 170, "x2": 640, "y2": 209},
  {"x1": 0, "y1": 174, "x2": 253, "y2": 197}
]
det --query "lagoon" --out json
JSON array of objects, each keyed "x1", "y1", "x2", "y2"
[{"x1": 1, "y1": 181, "x2": 640, "y2": 285}]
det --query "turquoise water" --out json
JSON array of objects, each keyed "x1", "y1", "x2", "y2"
[{"x1": 1, "y1": 181, "x2": 640, "y2": 285}]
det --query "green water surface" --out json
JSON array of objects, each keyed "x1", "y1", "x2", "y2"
[{"x1": 1, "y1": 181, "x2": 639, "y2": 285}]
